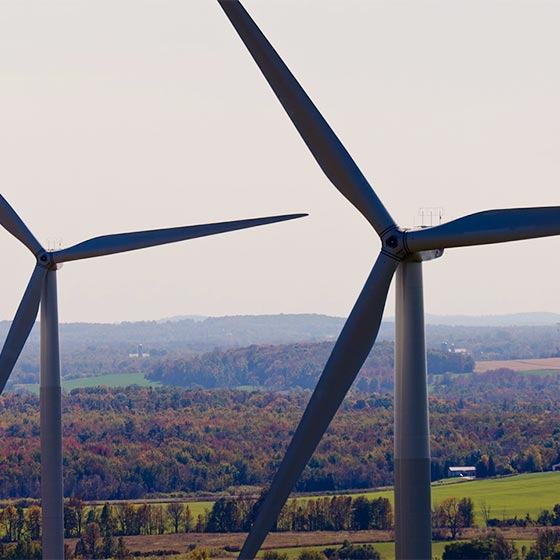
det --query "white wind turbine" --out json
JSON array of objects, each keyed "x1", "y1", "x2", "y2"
[
  {"x1": 0, "y1": 193, "x2": 304, "y2": 560},
  {"x1": 216, "y1": 1, "x2": 560, "y2": 558}
]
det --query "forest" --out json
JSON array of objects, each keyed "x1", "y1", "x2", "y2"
[
  {"x1": 1, "y1": 369, "x2": 560, "y2": 501},
  {"x1": 146, "y1": 341, "x2": 474, "y2": 391}
]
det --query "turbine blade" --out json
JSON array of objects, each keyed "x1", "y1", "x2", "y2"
[
  {"x1": 52, "y1": 213, "x2": 307, "y2": 264},
  {"x1": 0, "y1": 194, "x2": 43, "y2": 256},
  {"x1": 0, "y1": 264, "x2": 47, "y2": 393},
  {"x1": 405, "y1": 206, "x2": 560, "y2": 253},
  {"x1": 218, "y1": 1, "x2": 395, "y2": 236},
  {"x1": 239, "y1": 252, "x2": 398, "y2": 559}
]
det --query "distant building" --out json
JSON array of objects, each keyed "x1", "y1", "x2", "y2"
[
  {"x1": 440, "y1": 341, "x2": 469, "y2": 354},
  {"x1": 448, "y1": 466, "x2": 476, "y2": 479},
  {"x1": 129, "y1": 343, "x2": 150, "y2": 358}
]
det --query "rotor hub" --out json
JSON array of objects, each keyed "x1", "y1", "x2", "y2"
[
  {"x1": 380, "y1": 227, "x2": 408, "y2": 261},
  {"x1": 36, "y1": 251, "x2": 56, "y2": 270}
]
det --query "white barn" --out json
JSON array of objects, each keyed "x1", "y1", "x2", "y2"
[{"x1": 448, "y1": 466, "x2": 476, "y2": 479}]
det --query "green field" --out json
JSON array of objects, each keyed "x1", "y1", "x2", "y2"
[
  {"x1": 431, "y1": 472, "x2": 560, "y2": 521},
  {"x1": 293, "y1": 472, "x2": 560, "y2": 526},
  {"x1": 182, "y1": 500, "x2": 212, "y2": 520},
  {"x1": 185, "y1": 471, "x2": 560, "y2": 525},
  {"x1": 19, "y1": 372, "x2": 160, "y2": 394},
  {"x1": 330, "y1": 471, "x2": 560, "y2": 525}
]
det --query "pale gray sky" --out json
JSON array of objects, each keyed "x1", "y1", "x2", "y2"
[{"x1": 1, "y1": 0, "x2": 559, "y2": 323}]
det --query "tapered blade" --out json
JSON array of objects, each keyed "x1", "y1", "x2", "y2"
[
  {"x1": 52, "y1": 213, "x2": 306, "y2": 264},
  {"x1": 218, "y1": 1, "x2": 395, "y2": 236},
  {"x1": 0, "y1": 194, "x2": 44, "y2": 256},
  {"x1": 239, "y1": 252, "x2": 399, "y2": 559},
  {"x1": 0, "y1": 264, "x2": 47, "y2": 393},
  {"x1": 405, "y1": 206, "x2": 560, "y2": 253}
]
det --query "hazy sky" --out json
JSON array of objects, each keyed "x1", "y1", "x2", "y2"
[{"x1": 1, "y1": 0, "x2": 559, "y2": 324}]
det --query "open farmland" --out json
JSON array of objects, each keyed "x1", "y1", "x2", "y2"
[
  {"x1": 18, "y1": 372, "x2": 159, "y2": 394},
  {"x1": 431, "y1": 472, "x2": 560, "y2": 521},
  {"x1": 94, "y1": 472, "x2": 560, "y2": 528},
  {"x1": 291, "y1": 472, "x2": 560, "y2": 526},
  {"x1": 63, "y1": 528, "x2": 538, "y2": 559},
  {"x1": 475, "y1": 357, "x2": 560, "y2": 373}
]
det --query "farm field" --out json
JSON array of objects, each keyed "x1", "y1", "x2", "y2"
[
  {"x1": 18, "y1": 372, "x2": 158, "y2": 394},
  {"x1": 72, "y1": 529, "x2": 535, "y2": 559},
  {"x1": 65, "y1": 530, "x2": 391, "y2": 558},
  {"x1": 294, "y1": 472, "x2": 560, "y2": 526},
  {"x1": 165, "y1": 472, "x2": 560, "y2": 527},
  {"x1": 430, "y1": 472, "x2": 560, "y2": 522},
  {"x1": 475, "y1": 357, "x2": 560, "y2": 373}
]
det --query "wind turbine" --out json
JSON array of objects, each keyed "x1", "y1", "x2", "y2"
[
  {"x1": 216, "y1": 1, "x2": 560, "y2": 558},
  {"x1": 0, "y1": 193, "x2": 304, "y2": 560}
]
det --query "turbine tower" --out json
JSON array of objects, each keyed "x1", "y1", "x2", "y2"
[
  {"x1": 216, "y1": 2, "x2": 560, "y2": 558},
  {"x1": 0, "y1": 193, "x2": 304, "y2": 560}
]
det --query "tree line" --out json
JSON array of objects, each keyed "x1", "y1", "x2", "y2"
[
  {"x1": 206, "y1": 494, "x2": 393, "y2": 533},
  {"x1": 0, "y1": 494, "x2": 390, "y2": 558}
]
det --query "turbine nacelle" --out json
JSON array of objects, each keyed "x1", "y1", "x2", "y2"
[
  {"x1": 402, "y1": 227, "x2": 445, "y2": 262},
  {"x1": 406, "y1": 248, "x2": 444, "y2": 263}
]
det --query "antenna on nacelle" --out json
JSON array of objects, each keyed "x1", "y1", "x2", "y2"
[
  {"x1": 47, "y1": 237, "x2": 63, "y2": 252},
  {"x1": 418, "y1": 207, "x2": 444, "y2": 227}
]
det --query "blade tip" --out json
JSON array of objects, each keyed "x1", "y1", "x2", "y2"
[{"x1": 284, "y1": 212, "x2": 308, "y2": 220}]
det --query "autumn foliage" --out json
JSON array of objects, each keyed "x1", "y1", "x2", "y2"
[{"x1": 1, "y1": 376, "x2": 560, "y2": 502}]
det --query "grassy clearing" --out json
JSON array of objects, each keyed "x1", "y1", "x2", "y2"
[
  {"x1": 431, "y1": 472, "x2": 560, "y2": 522},
  {"x1": 19, "y1": 372, "x2": 159, "y2": 394},
  {"x1": 291, "y1": 472, "x2": 560, "y2": 525},
  {"x1": 183, "y1": 500, "x2": 212, "y2": 520}
]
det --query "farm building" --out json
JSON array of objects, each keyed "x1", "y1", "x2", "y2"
[{"x1": 448, "y1": 466, "x2": 476, "y2": 479}]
